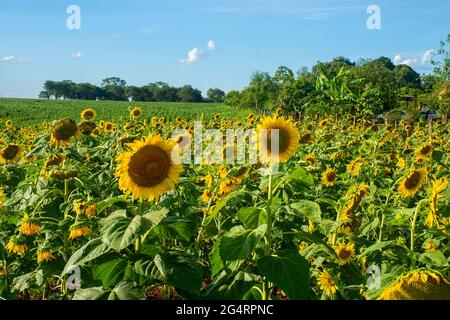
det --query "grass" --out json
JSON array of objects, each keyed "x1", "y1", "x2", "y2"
[{"x1": 0, "y1": 98, "x2": 251, "y2": 127}]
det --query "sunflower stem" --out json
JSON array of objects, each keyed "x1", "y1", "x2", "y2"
[{"x1": 262, "y1": 169, "x2": 274, "y2": 300}]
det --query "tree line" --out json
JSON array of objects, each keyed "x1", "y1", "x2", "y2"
[
  {"x1": 224, "y1": 35, "x2": 449, "y2": 119},
  {"x1": 39, "y1": 78, "x2": 225, "y2": 103}
]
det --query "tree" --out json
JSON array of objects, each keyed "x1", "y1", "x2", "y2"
[
  {"x1": 246, "y1": 72, "x2": 278, "y2": 113},
  {"x1": 39, "y1": 91, "x2": 49, "y2": 99},
  {"x1": 394, "y1": 64, "x2": 421, "y2": 89},
  {"x1": 177, "y1": 85, "x2": 203, "y2": 102},
  {"x1": 101, "y1": 77, "x2": 127, "y2": 101},
  {"x1": 206, "y1": 88, "x2": 225, "y2": 103},
  {"x1": 273, "y1": 66, "x2": 294, "y2": 85},
  {"x1": 224, "y1": 90, "x2": 242, "y2": 108}
]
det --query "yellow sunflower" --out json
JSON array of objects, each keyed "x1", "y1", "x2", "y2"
[
  {"x1": 130, "y1": 107, "x2": 142, "y2": 118},
  {"x1": 399, "y1": 168, "x2": 427, "y2": 197},
  {"x1": 322, "y1": 168, "x2": 337, "y2": 187},
  {"x1": 378, "y1": 270, "x2": 450, "y2": 300},
  {"x1": 50, "y1": 119, "x2": 80, "y2": 146},
  {"x1": 257, "y1": 116, "x2": 300, "y2": 163},
  {"x1": 305, "y1": 153, "x2": 316, "y2": 165},
  {"x1": 5, "y1": 119, "x2": 13, "y2": 127},
  {"x1": 116, "y1": 135, "x2": 183, "y2": 202},
  {"x1": 0, "y1": 144, "x2": 24, "y2": 165},
  {"x1": 69, "y1": 225, "x2": 91, "y2": 240},
  {"x1": 218, "y1": 177, "x2": 239, "y2": 196},
  {"x1": 37, "y1": 250, "x2": 55, "y2": 263},
  {"x1": 104, "y1": 122, "x2": 116, "y2": 133},
  {"x1": 20, "y1": 220, "x2": 41, "y2": 236},
  {"x1": 415, "y1": 144, "x2": 433, "y2": 159},
  {"x1": 5, "y1": 239, "x2": 27, "y2": 256},
  {"x1": 80, "y1": 108, "x2": 96, "y2": 121},
  {"x1": 334, "y1": 241, "x2": 356, "y2": 265},
  {"x1": 201, "y1": 189, "x2": 213, "y2": 203},
  {"x1": 346, "y1": 157, "x2": 364, "y2": 177},
  {"x1": 85, "y1": 204, "x2": 96, "y2": 218},
  {"x1": 426, "y1": 177, "x2": 449, "y2": 228},
  {"x1": 317, "y1": 271, "x2": 338, "y2": 297},
  {"x1": 0, "y1": 188, "x2": 5, "y2": 206},
  {"x1": 397, "y1": 157, "x2": 406, "y2": 168}
]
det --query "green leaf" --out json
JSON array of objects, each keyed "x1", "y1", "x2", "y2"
[
  {"x1": 134, "y1": 251, "x2": 203, "y2": 295},
  {"x1": 287, "y1": 168, "x2": 314, "y2": 186},
  {"x1": 93, "y1": 258, "x2": 127, "y2": 289},
  {"x1": 358, "y1": 241, "x2": 394, "y2": 257},
  {"x1": 217, "y1": 224, "x2": 266, "y2": 271},
  {"x1": 62, "y1": 238, "x2": 111, "y2": 276},
  {"x1": 95, "y1": 196, "x2": 130, "y2": 214},
  {"x1": 108, "y1": 282, "x2": 144, "y2": 300},
  {"x1": 237, "y1": 207, "x2": 266, "y2": 229},
  {"x1": 101, "y1": 210, "x2": 166, "y2": 251},
  {"x1": 205, "y1": 190, "x2": 245, "y2": 225},
  {"x1": 11, "y1": 271, "x2": 38, "y2": 292},
  {"x1": 290, "y1": 200, "x2": 322, "y2": 223},
  {"x1": 152, "y1": 217, "x2": 194, "y2": 241},
  {"x1": 73, "y1": 287, "x2": 107, "y2": 300},
  {"x1": 257, "y1": 250, "x2": 311, "y2": 300},
  {"x1": 419, "y1": 251, "x2": 448, "y2": 266}
]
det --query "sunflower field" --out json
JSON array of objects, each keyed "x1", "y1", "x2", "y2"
[{"x1": 0, "y1": 106, "x2": 449, "y2": 300}]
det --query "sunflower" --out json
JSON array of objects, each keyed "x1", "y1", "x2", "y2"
[
  {"x1": 130, "y1": 107, "x2": 142, "y2": 118},
  {"x1": 85, "y1": 204, "x2": 96, "y2": 218},
  {"x1": 257, "y1": 116, "x2": 300, "y2": 163},
  {"x1": 201, "y1": 189, "x2": 213, "y2": 203},
  {"x1": 80, "y1": 108, "x2": 96, "y2": 121},
  {"x1": 334, "y1": 241, "x2": 356, "y2": 265},
  {"x1": 0, "y1": 144, "x2": 24, "y2": 164},
  {"x1": 116, "y1": 135, "x2": 183, "y2": 202},
  {"x1": 378, "y1": 270, "x2": 450, "y2": 300},
  {"x1": 37, "y1": 250, "x2": 55, "y2": 263},
  {"x1": 0, "y1": 188, "x2": 4, "y2": 206},
  {"x1": 340, "y1": 184, "x2": 369, "y2": 221},
  {"x1": 415, "y1": 144, "x2": 433, "y2": 159},
  {"x1": 73, "y1": 202, "x2": 86, "y2": 216},
  {"x1": 218, "y1": 178, "x2": 239, "y2": 196},
  {"x1": 346, "y1": 157, "x2": 364, "y2": 177},
  {"x1": 20, "y1": 220, "x2": 40, "y2": 236},
  {"x1": 79, "y1": 121, "x2": 96, "y2": 135},
  {"x1": 397, "y1": 157, "x2": 406, "y2": 168},
  {"x1": 399, "y1": 168, "x2": 427, "y2": 197},
  {"x1": 305, "y1": 153, "x2": 316, "y2": 165},
  {"x1": 172, "y1": 132, "x2": 192, "y2": 150},
  {"x1": 317, "y1": 271, "x2": 338, "y2": 297},
  {"x1": 218, "y1": 165, "x2": 228, "y2": 178},
  {"x1": 426, "y1": 177, "x2": 449, "y2": 228},
  {"x1": 43, "y1": 153, "x2": 66, "y2": 171},
  {"x1": 202, "y1": 173, "x2": 213, "y2": 187},
  {"x1": 5, "y1": 239, "x2": 27, "y2": 256},
  {"x1": 50, "y1": 119, "x2": 80, "y2": 145},
  {"x1": 322, "y1": 168, "x2": 337, "y2": 187},
  {"x1": 104, "y1": 122, "x2": 116, "y2": 133},
  {"x1": 69, "y1": 225, "x2": 91, "y2": 240}
]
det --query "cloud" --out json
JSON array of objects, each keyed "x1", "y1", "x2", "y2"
[
  {"x1": 72, "y1": 52, "x2": 83, "y2": 59},
  {"x1": 179, "y1": 48, "x2": 202, "y2": 64},
  {"x1": 207, "y1": 40, "x2": 216, "y2": 51},
  {"x1": 421, "y1": 49, "x2": 434, "y2": 65},
  {"x1": 1, "y1": 56, "x2": 16, "y2": 62},
  {"x1": 393, "y1": 54, "x2": 417, "y2": 66}
]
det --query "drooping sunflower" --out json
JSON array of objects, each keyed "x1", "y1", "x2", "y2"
[
  {"x1": 425, "y1": 177, "x2": 449, "y2": 228},
  {"x1": 202, "y1": 173, "x2": 213, "y2": 187},
  {"x1": 322, "y1": 168, "x2": 337, "y2": 187},
  {"x1": 5, "y1": 239, "x2": 27, "y2": 256},
  {"x1": 79, "y1": 121, "x2": 96, "y2": 135},
  {"x1": 317, "y1": 271, "x2": 338, "y2": 297},
  {"x1": 37, "y1": 249, "x2": 55, "y2": 263},
  {"x1": 69, "y1": 225, "x2": 91, "y2": 240},
  {"x1": 50, "y1": 119, "x2": 80, "y2": 146},
  {"x1": 80, "y1": 108, "x2": 96, "y2": 121},
  {"x1": 378, "y1": 270, "x2": 450, "y2": 300},
  {"x1": 257, "y1": 116, "x2": 300, "y2": 163},
  {"x1": 85, "y1": 204, "x2": 96, "y2": 218},
  {"x1": 218, "y1": 177, "x2": 239, "y2": 196},
  {"x1": 334, "y1": 241, "x2": 356, "y2": 265},
  {"x1": 130, "y1": 107, "x2": 142, "y2": 118},
  {"x1": 20, "y1": 220, "x2": 41, "y2": 236},
  {"x1": 201, "y1": 189, "x2": 213, "y2": 203},
  {"x1": 116, "y1": 135, "x2": 183, "y2": 202},
  {"x1": 346, "y1": 157, "x2": 364, "y2": 177},
  {"x1": 0, "y1": 144, "x2": 24, "y2": 165},
  {"x1": 398, "y1": 168, "x2": 427, "y2": 197}
]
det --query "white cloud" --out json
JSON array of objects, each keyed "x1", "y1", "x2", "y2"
[
  {"x1": 207, "y1": 40, "x2": 216, "y2": 51},
  {"x1": 179, "y1": 48, "x2": 203, "y2": 64},
  {"x1": 1, "y1": 56, "x2": 16, "y2": 62},
  {"x1": 393, "y1": 54, "x2": 417, "y2": 66},
  {"x1": 421, "y1": 49, "x2": 434, "y2": 65},
  {"x1": 72, "y1": 52, "x2": 83, "y2": 59}
]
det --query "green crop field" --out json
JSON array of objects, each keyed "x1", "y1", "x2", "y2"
[{"x1": 0, "y1": 98, "x2": 251, "y2": 127}]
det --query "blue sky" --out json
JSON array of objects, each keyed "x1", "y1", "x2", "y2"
[{"x1": 0, "y1": 0, "x2": 448, "y2": 98}]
